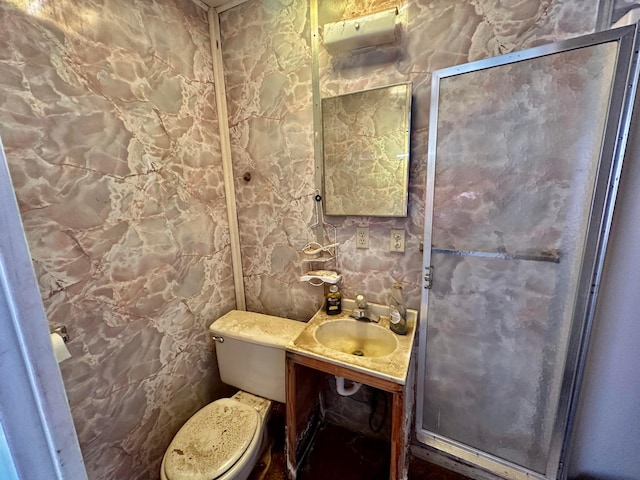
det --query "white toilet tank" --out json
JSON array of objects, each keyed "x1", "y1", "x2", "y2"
[{"x1": 209, "y1": 310, "x2": 306, "y2": 403}]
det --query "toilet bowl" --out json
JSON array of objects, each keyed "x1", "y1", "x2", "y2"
[
  {"x1": 160, "y1": 311, "x2": 306, "y2": 480},
  {"x1": 160, "y1": 392, "x2": 271, "y2": 480}
]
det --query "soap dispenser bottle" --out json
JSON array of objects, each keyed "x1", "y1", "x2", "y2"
[
  {"x1": 326, "y1": 284, "x2": 342, "y2": 315},
  {"x1": 388, "y1": 282, "x2": 407, "y2": 335}
]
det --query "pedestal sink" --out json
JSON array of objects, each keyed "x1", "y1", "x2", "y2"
[{"x1": 314, "y1": 319, "x2": 397, "y2": 357}]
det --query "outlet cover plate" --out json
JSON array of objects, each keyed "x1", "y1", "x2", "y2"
[
  {"x1": 356, "y1": 227, "x2": 369, "y2": 249},
  {"x1": 390, "y1": 229, "x2": 405, "y2": 252}
]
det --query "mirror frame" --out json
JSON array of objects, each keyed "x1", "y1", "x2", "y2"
[{"x1": 321, "y1": 82, "x2": 412, "y2": 217}]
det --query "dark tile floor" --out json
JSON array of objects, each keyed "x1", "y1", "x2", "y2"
[{"x1": 248, "y1": 405, "x2": 471, "y2": 480}]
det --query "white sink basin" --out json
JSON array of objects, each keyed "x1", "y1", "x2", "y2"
[{"x1": 314, "y1": 319, "x2": 397, "y2": 357}]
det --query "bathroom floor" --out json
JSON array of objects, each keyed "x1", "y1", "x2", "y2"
[{"x1": 248, "y1": 404, "x2": 471, "y2": 480}]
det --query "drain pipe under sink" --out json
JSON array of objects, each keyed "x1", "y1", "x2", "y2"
[{"x1": 335, "y1": 376, "x2": 362, "y2": 396}]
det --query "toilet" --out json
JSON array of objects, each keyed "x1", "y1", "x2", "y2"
[{"x1": 160, "y1": 310, "x2": 306, "y2": 480}]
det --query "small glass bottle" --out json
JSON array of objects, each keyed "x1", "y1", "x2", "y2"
[
  {"x1": 326, "y1": 284, "x2": 342, "y2": 315},
  {"x1": 388, "y1": 282, "x2": 407, "y2": 335}
]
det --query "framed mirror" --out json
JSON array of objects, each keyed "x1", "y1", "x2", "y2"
[{"x1": 321, "y1": 83, "x2": 412, "y2": 217}]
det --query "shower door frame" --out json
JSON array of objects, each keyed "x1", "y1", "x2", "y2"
[{"x1": 416, "y1": 25, "x2": 640, "y2": 480}]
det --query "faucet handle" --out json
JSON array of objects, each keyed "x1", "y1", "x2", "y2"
[{"x1": 355, "y1": 293, "x2": 367, "y2": 309}]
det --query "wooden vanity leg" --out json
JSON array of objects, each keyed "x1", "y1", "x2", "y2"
[
  {"x1": 391, "y1": 388, "x2": 406, "y2": 480},
  {"x1": 286, "y1": 358, "x2": 298, "y2": 480},
  {"x1": 286, "y1": 355, "x2": 322, "y2": 480}
]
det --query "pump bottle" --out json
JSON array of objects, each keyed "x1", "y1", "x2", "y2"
[
  {"x1": 326, "y1": 284, "x2": 342, "y2": 315},
  {"x1": 388, "y1": 282, "x2": 407, "y2": 335}
]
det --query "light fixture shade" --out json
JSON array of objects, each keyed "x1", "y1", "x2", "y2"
[{"x1": 322, "y1": 8, "x2": 398, "y2": 53}]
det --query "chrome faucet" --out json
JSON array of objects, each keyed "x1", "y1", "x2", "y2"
[{"x1": 350, "y1": 294, "x2": 379, "y2": 323}]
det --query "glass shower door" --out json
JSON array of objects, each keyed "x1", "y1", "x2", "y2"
[{"x1": 417, "y1": 26, "x2": 639, "y2": 480}]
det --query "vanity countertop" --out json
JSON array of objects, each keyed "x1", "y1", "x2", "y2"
[{"x1": 287, "y1": 299, "x2": 418, "y2": 385}]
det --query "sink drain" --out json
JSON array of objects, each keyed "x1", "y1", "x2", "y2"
[{"x1": 352, "y1": 350, "x2": 364, "y2": 356}]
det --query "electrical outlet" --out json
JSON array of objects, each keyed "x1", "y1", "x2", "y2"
[
  {"x1": 356, "y1": 227, "x2": 369, "y2": 249},
  {"x1": 390, "y1": 229, "x2": 405, "y2": 252}
]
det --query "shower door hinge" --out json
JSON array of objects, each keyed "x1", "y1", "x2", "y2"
[{"x1": 424, "y1": 266, "x2": 433, "y2": 289}]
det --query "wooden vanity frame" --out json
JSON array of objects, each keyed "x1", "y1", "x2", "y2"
[{"x1": 286, "y1": 351, "x2": 408, "y2": 480}]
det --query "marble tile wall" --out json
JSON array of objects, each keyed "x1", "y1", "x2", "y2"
[
  {"x1": 221, "y1": 0, "x2": 598, "y2": 320},
  {"x1": 219, "y1": 0, "x2": 321, "y2": 321},
  {"x1": 0, "y1": 0, "x2": 235, "y2": 478}
]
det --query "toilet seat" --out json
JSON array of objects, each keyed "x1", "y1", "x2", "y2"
[{"x1": 162, "y1": 398, "x2": 260, "y2": 480}]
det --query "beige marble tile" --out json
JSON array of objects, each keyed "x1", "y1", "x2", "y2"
[
  {"x1": 0, "y1": 0, "x2": 234, "y2": 479},
  {"x1": 220, "y1": 0, "x2": 320, "y2": 322}
]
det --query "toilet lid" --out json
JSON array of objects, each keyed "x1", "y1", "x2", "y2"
[{"x1": 163, "y1": 398, "x2": 259, "y2": 480}]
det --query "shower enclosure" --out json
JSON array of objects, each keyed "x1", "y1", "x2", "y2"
[{"x1": 417, "y1": 25, "x2": 640, "y2": 480}]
